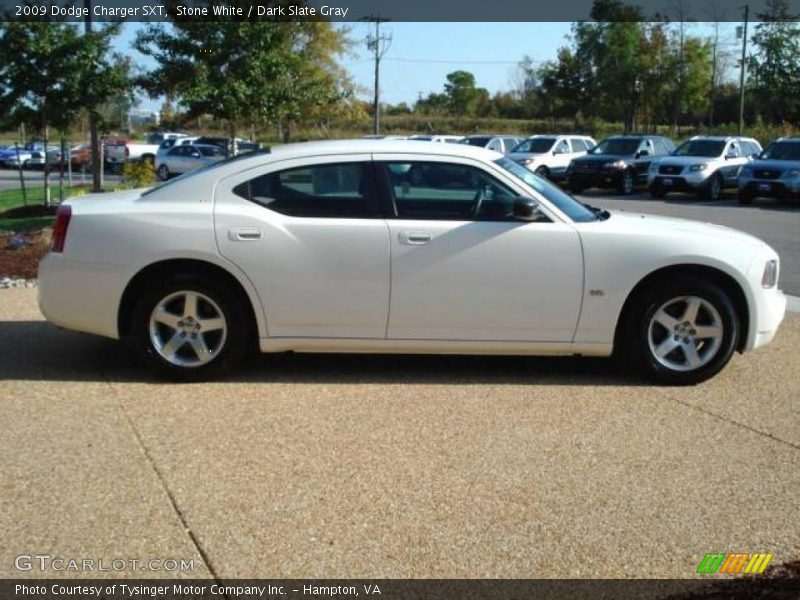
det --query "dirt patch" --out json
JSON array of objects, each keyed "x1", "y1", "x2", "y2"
[{"x1": 0, "y1": 229, "x2": 51, "y2": 279}]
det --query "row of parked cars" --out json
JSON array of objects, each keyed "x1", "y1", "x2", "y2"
[{"x1": 386, "y1": 132, "x2": 799, "y2": 205}]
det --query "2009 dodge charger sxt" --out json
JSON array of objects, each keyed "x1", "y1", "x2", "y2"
[{"x1": 38, "y1": 140, "x2": 786, "y2": 384}]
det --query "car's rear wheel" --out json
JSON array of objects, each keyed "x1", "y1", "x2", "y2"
[
  {"x1": 131, "y1": 277, "x2": 248, "y2": 380},
  {"x1": 618, "y1": 169, "x2": 634, "y2": 195},
  {"x1": 623, "y1": 278, "x2": 739, "y2": 385},
  {"x1": 707, "y1": 173, "x2": 723, "y2": 201}
]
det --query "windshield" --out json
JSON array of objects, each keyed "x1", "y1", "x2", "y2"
[
  {"x1": 673, "y1": 139, "x2": 726, "y2": 158},
  {"x1": 760, "y1": 141, "x2": 800, "y2": 161},
  {"x1": 590, "y1": 138, "x2": 640, "y2": 156},
  {"x1": 461, "y1": 136, "x2": 491, "y2": 147},
  {"x1": 513, "y1": 138, "x2": 556, "y2": 153},
  {"x1": 494, "y1": 157, "x2": 599, "y2": 222}
]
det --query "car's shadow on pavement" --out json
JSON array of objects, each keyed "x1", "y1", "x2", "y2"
[{"x1": 0, "y1": 321, "x2": 650, "y2": 386}]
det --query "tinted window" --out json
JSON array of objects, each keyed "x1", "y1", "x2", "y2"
[
  {"x1": 673, "y1": 140, "x2": 726, "y2": 158},
  {"x1": 570, "y1": 138, "x2": 588, "y2": 152},
  {"x1": 383, "y1": 161, "x2": 520, "y2": 221},
  {"x1": 760, "y1": 141, "x2": 800, "y2": 160},
  {"x1": 233, "y1": 163, "x2": 379, "y2": 218},
  {"x1": 652, "y1": 138, "x2": 669, "y2": 155},
  {"x1": 199, "y1": 146, "x2": 225, "y2": 157},
  {"x1": 168, "y1": 146, "x2": 184, "y2": 156},
  {"x1": 514, "y1": 138, "x2": 556, "y2": 153},
  {"x1": 590, "y1": 138, "x2": 641, "y2": 156},
  {"x1": 494, "y1": 157, "x2": 597, "y2": 223},
  {"x1": 461, "y1": 136, "x2": 491, "y2": 147},
  {"x1": 487, "y1": 138, "x2": 504, "y2": 152}
]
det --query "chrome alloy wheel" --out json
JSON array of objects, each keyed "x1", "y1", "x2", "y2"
[
  {"x1": 148, "y1": 291, "x2": 227, "y2": 368},
  {"x1": 647, "y1": 295, "x2": 723, "y2": 372}
]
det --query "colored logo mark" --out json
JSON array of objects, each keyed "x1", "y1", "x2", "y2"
[{"x1": 696, "y1": 552, "x2": 774, "y2": 574}]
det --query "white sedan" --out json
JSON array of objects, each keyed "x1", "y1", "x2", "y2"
[
  {"x1": 39, "y1": 140, "x2": 786, "y2": 384},
  {"x1": 155, "y1": 143, "x2": 226, "y2": 180}
]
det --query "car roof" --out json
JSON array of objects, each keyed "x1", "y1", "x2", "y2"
[
  {"x1": 264, "y1": 139, "x2": 501, "y2": 160},
  {"x1": 688, "y1": 135, "x2": 758, "y2": 142}
]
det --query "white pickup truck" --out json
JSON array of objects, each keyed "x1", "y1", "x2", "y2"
[{"x1": 105, "y1": 132, "x2": 186, "y2": 168}]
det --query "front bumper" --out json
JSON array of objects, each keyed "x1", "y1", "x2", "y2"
[
  {"x1": 739, "y1": 179, "x2": 800, "y2": 200},
  {"x1": 568, "y1": 169, "x2": 630, "y2": 188},
  {"x1": 748, "y1": 288, "x2": 787, "y2": 351}
]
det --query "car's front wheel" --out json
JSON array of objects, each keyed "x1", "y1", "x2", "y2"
[
  {"x1": 623, "y1": 278, "x2": 739, "y2": 385},
  {"x1": 157, "y1": 164, "x2": 170, "y2": 181},
  {"x1": 707, "y1": 173, "x2": 724, "y2": 201},
  {"x1": 131, "y1": 277, "x2": 249, "y2": 380}
]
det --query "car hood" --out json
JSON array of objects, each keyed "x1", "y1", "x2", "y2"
[
  {"x1": 749, "y1": 159, "x2": 799, "y2": 171},
  {"x1": 508, "y1": 152, "x2": 546, "y2": 161},
  {"x1": 573, "y1": 154, "x2": 633, "y2": 164},
  {"x1": 657, "y1": 156, "x2": 721, "y2": 167},
  {"x1": 607, "y1": 210, "x2": 767, "y2": 248}
]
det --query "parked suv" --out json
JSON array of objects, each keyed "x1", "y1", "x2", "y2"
[
  {"x1": 459, "y1": 135, "x2": 522, "y2": 155},
  {"x1": 648, "y1": 136, "x2": 761, "y2": 201},
  {"x1": 738, "y1": 137, "x2": 800, "y2": 204},
  {"x1": 567, "y1": 135, "x2": 674, "y2": 194},
  {"x1": 508, "y1": 135, "x2": 596, "y2": 182}
]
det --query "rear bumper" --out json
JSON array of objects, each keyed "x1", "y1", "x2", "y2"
[{"x1": 38, "y1": 253, "x2": 130, "y2": 340}]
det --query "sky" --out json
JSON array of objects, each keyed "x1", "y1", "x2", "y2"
[{"x1": 114, "y1": 21, "x2": 742, "y2": 112}]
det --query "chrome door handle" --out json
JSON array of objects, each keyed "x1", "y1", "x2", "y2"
[
  {"x1": 399, "y1": 231, "x2": 433, "y2": 245},
  {"x1": 229, "y1": 228, "x2": 262, "y2": 241}
]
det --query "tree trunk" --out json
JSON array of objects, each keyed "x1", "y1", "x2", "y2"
[
  {"x1": 228, "y1": 121, "x2": 237, "y2": 157},
  {"x1": 43, "y1": 120, "x2": 51, "y2": 208}
]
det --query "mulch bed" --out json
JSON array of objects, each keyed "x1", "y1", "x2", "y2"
[{"x1": 0, "y1": 228, "x2": 51, "y2": 279}]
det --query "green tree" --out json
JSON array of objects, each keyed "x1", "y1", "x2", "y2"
[
  {"x1": 0, "y1": 20, "x2": 128, "y2": 205},
  {"x1": 747, "y1": 0, "x2": 800, "y2": 124},
  {"x1": 135, "y1": 9, "x2": 349, "y2": 148},
  {"x1": 443, "y1": 71, "x2": 485, "y2": 122}
]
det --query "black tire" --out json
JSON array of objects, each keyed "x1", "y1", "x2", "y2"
[
  {"x1": 649, "y1": 184, "x2": 666, "y2": 199},
  {"x1": 157, "y1": 164, "x2": 170, "y2": 181},
  {"x1": 738, "y1": 190, "x2": 754, "y2": 205},
  {"x1": 569, "y1": 179, "x2": 584, "y2": 194},
  {"x1": 535, "y1": 166, "x2": 550, "y2": 180},
  {"x1": 619, "y1": 277, "x2": 739, "y2": 385},
  {"x1": 707, "y1": 173, "x2": 724, "y2": 201},
  {"x1": 130, "y1": 275, "x2": 249, "y2": 381},
  {"x1": 617, "y1": 169, "x2": 634, "y2": 195}
]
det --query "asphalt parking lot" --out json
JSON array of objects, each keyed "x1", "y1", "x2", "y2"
[
  {"x1": 0, "y1": 168, "x2": 122, "y2": 192},
  {"x1": 1, "y1": 287, "x2": 798, "y2": 579}
]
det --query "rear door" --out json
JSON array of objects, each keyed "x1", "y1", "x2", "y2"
[{"x1": 214, "y1": 155, "x2": 391, "y2": 338}]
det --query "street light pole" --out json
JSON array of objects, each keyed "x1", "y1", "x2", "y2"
[
  {"x1": 84, "y1": 0, "x2": 102, "y2": 192},
  {"x1": 738, "y1": 4, "x2": 749, "y2": 135},
  {"x1": 364, "y1": 16, "x2": 391, "y2": 136}
]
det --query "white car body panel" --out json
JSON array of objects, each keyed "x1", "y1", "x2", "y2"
[{"x1": 37, "y1": 140, "x2": 786, "y2": 365}]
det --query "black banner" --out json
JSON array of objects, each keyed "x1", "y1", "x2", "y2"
[
  {"x1": 1, "y1": 0, "x2": 798, "y2": 22},
  {"x1": 3, "y1": 579, "x2": 800, "y2": 600}
]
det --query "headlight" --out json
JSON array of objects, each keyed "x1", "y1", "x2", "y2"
[
  {"x1": 519, "y1": 158, "x2": 534, "y2": 166},
  {"x1": 786, "y1": 169, "x2": 800, "y2": 178},
  {"x1": 740, "y1": 167, "x2": 753, "y2": 176},
  {"x1": 689, "y1": 163, "x2": 709, "y2": 172},
  {"x1": 604, "y1": 160, "x2": 626, "y2": 169},
  {"x1": 762, "y1": 259, "x2": 778, "y2": 288}
]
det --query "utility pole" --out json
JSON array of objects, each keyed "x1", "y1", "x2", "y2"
[
  {"x1": 738, "y1": 4, "x2": 749, "y2": 135},
  {"x1": 364, "y1": 16, "x2": 391, "y2": 135},
  {"x1": 84, "y1": 0, "x2": 102, "y2": 192}
]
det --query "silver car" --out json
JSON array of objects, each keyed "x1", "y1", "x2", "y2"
[{"x1": 156, "y1": 144, "x2": 226, "y2": 180}]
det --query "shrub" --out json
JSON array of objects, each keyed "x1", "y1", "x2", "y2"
[{"x1": 121, "y1": 160, "x2": 156, "y2": 188}]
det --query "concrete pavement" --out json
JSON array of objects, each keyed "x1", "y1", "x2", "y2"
[{"x1": 0, "y1": 288, "x2": 797, "y2": 579}]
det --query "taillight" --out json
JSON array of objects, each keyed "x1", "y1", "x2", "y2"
[{"x1": 51, "y1": 204, "x2": 72, "y2": 253}]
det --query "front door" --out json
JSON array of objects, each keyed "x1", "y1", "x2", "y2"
[
  {"x1": 377, "y1": 158, "x2": 584, "y2": 342},
  {"x1": 214, "y1": 156, "x2": 390, "y2": 339}
]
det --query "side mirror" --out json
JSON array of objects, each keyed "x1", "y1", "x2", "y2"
[
  {"x1": 636, "y1": 149, "x2": 650, "y2": 158},
  {"x1": 513, "y1": 197, "x2": 544, "y2": 221}
]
